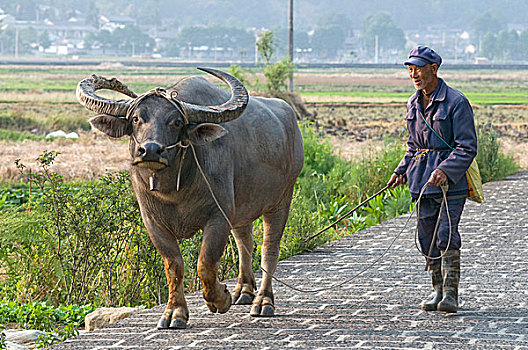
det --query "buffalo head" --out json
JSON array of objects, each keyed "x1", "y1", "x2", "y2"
[{"x1": 76, "y1": 68, "x2": 249, "y2": 170}]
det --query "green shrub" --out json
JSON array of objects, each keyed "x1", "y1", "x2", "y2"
[
  {"x1": 0, "y1": 151, "x2": 166, "y2": 307},
  {"x1": 0, "y1": 121, "x2": 518, "y2": 314},
  {"x1": 0, "y1": 129, "x2": 44, "y2": 142},
  {"x1": 227, "y1": 64, "x2": 248, "y2": 87},
  {"x1": 274, "y1": 124, "x2": 412, "y2": 253},
  {"x1": 263, "y1": 57, "x2": 294, "y2": 93},
  {"x1": 0, "y1": 109, "x2": 90, "y2": 135},
  {"x1": 0, "y1": 300, "x2": 94, "y2": 348},
  {"x1": 476, "y1": 124, "x2": 519, "y2": 182},
  {"x1": 43, "y1": 113, "x2": 91, "y2": 132},
  {"x1": 0, "y1": 112, "x2": 39, "y2": 131},
  {"x1": 0, "y1": 186, "x2": 40, "y2": 209}
]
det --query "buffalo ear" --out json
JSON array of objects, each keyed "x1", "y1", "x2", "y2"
[
  {"x1": 187, "y1": 123, "x2": 228, "y2": 145},
  {"x1": 89, "y1": 114, "x2": 132, "y2": 138}
]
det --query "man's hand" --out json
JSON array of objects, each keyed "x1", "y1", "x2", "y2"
[
  {"x1": 387, "y1": 173, "x2": 407, "y2": 188},
  {"x1": 428, "y1": 169, "x2": 447, "y2": 187}
]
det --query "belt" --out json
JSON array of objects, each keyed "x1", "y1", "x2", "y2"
[
  {"x1": 415, "y1": 148, "x2": 451, "y2": 159},
  {"x1": 416, "y1": 148, "x2": 451, "y2": 152}
]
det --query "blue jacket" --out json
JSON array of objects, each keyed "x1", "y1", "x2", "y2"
[{"x1": 394, "y1": 78, "x2": 477, "y2": 198}]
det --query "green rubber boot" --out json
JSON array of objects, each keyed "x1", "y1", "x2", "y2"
[
  {"x1": 420, "y1": 263, "x2": 443, "y2": 311},
  {"x1": 437, "y1": 249, "x2": 460, "y2": 313}
]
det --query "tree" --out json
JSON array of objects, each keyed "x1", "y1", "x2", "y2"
[
  {"x1": 173, "y1": 25, "x2": 254, "y2": 58},
  {"x1": 254, "y1": 30, "x2": 293, "y2": 93},
  {"x1": 17, "y1": 27, "x2": 39, "y2": 54},
  {"x1": 311, "y1": 25, "x2": 346, "y2": 59},
  {"x1": 480, "y1": 32, "x2": 497, "y2": 60},
  {"x1": 84, "y1": 29, "x2": 113, "y2": 54},
  {"x1": 263, "y1": 57, "x2": 294, "y2": 93},
  {"x1": 256, "y1": 30, "x2": 275, "y2": 66},
  {"x1": 316, "y1": 11, "x2": 351, "y2": 33},
  {"x1": 361, "y1": 12, "x2": 405, "y2": 56},
  {"x1": 496, "y1": 29, "x2": 518, "y2": 61},
  {"x1": 519, "y1": 31, "x2": 528, "y2": 61},
  {"x1": 113, "y1": 25, "x2": 154, "y2": 56},
  {"x1": 0, "y1": 27, "x2": 15, "y2": 55},
  {"x1": 38, "y1": 30, "x2": 51, "y2": 50},
  {"x1": 274, "y1": 28, "x2": 310, "y2": 56},
  {"x1": 471, "y1": 10, "x2": 506, "y2": 37},
  {"x1": 86, "y1": 0, "x2": 100, "y2": 29}
]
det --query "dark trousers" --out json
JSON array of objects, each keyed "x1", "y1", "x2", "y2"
[{"x1": 416, "y1": 197, "x2": 466, "y2": 266}]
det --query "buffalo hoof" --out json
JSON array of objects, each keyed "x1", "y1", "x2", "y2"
[
  {"x1": 169, "y1": 318, "x2": 187, "y2": 329},
  {"x1": 232, "y1": 292, "x2": 254, "y2": 305},
  {"x1": 205, "y1": 285, "x2": 232, "y2": 314},
  {"x1": 250, "y1": 303, "x2": 275, "y2": 317},
  {"x1": 156, "y1": 315, "x2": 170, "y2": 329},
  {"x1": 157, "y1": 310, "x2": 188, "y2": 329}
]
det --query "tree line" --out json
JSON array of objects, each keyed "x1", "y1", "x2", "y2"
[{"x1": 2, "y1": 0, "x2": 528, "y2": 62}]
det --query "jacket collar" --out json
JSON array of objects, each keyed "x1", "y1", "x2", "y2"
[{"x1": 409, "y1": 78, "x2": 447, "y2": 106}]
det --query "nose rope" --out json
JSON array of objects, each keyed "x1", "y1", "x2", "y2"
[
  {"x1": 128, "y1": 86, "x2": 190, "y2": 151},
  {"x1": 414, "y1": 181, "x2": 452, "y2": 265},
  {"x1": 127, "y1": 88, "x2": 192, "y2": 192},
  {"x1": 188, "y1": 138, "x2": 453, "y2": 293}
]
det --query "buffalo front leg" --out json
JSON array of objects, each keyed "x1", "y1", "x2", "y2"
[
  {"x1": 157, "y1": 254, "x2": 189, "y2": 329},
  {"x1": 142, "y1": 216, "x2": 189, "y2": 329},
  {"x1": 251, "y1": 197, "x2": 292, "y2": 317},
  {"x1": 198, "y1": 222, "x2": 232, "y2": 314},
  {"x1": 231, "y1": 224, "x2": 256, "y2": 305}
]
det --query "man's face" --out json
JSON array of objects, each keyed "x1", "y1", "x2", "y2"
[{"x1": 408, "y1": 64, "x2": 438, "y2": 93}]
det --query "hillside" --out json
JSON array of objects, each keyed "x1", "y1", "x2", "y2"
[{"x1": 1, "y1": 0, "x2": 527, "y2": 31}]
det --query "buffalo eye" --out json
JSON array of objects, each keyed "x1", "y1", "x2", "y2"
[
  {"x1": 132, "y1": 116, "x2": 140, "y2": 124},
  {"x1": 170, "y1": 118, "x2": 184, "y2": 127}
]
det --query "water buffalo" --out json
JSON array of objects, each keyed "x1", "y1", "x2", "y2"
[{"x1": 76, "y1": 68, "x2": 304, "y2": 329}]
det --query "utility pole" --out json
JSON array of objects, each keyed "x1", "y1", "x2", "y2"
[
  {"x1": 15, "y1": 28, "x2": 19, "y2": 58},
  {"x1": 288, "y1": 0, "x2": 294, "y2": 92},
  {"x1": 374, "y1": 35, "x2": 378, "y2": 64}
]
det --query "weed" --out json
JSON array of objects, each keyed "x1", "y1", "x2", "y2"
[
  {"x1": 0, "y1": 129, "x2": 44, "y2": 142},
  {"x1": 1, "y1": 152, "x2": 166, "y2": 307},
  {"x1": 476, "y1": 124, "x2": 520, "y2": 182},
  {"x1": 0, "y1": 300, "x2": 93, "y2": 348}
]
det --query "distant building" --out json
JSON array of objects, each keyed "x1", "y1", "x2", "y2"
[{"x1": 100, "y1": 15, "x2": 136, "y2": 32}]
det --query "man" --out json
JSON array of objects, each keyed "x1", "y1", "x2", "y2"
[{"x1": 387, "y1": 45, "x2": 477, "y2": 313}]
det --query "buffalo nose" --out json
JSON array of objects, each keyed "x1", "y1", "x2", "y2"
[{"x1": 138, "y1": 142, "x2": 165, "y2": 157}]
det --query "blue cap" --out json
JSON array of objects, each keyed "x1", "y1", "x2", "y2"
[{"x1": 404, "y1": 45, "x2": 442, "y2": 67}]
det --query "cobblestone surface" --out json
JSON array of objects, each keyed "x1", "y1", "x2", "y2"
[{"x1": 53, "y1": 170, "x2": 528, "y2": 349}]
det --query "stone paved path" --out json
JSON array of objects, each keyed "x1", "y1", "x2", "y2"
[{"x1": 54, "y1": 170, "x2": 528, "y2": 349}]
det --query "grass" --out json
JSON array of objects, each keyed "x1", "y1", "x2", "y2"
[
  {"x1": 299, "y1": 90, "x2": 528, "y2": 105},
  {"x1": 0, "y1": 63, "x2": 524, "y2": 348},
  {"x1": 0, "y1": 129, "x2": 44, "y2": 142},
  {"x1": 1, "y1": 65, "x2": 528, "y2": 103}
]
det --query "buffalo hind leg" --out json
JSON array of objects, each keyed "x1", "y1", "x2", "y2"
[
  {"x1": 157, "y1": 250, "x2": 189, "y2": 329},
  {"x1": 231, "y1": 224, "x2": 256, "y2": 305},
  {"x1": 198, "y1": 221, "x2": 232, "y2": 314},
  {"x1": 251, "y1": 194, "x2": 292, "y2": 317}
]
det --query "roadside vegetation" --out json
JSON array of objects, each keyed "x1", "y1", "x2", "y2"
[
  {"x1": 0, "y1": 120, "x2": 518, "y2": 347},
  {"x1": 0, "y1": 63, "x2": 523, "y2": 347}
]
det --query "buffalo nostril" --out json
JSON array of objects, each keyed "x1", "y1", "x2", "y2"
[{"x1": 142, "y1": 142, "x2": 165, "y2": 157}]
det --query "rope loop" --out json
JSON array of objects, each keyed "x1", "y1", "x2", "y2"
[{"x1": 127, "y1": 87, "x2": 190, "y2": 150}]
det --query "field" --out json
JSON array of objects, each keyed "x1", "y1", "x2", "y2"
[
  {"x1": 0, "y1": 63, "x2": 523, "y2": 344},
  {"x1": 1, "y1": 63, "x2": 527, "y2": 182}
]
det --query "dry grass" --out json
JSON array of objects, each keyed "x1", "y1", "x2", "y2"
[
  {"x1": 0, "y1": 90, "x2": 75, "y2": 103},
  {"x1": 1, "y1": 65, "x2": 527, "y2": 182},
  {"x1": 293, "y1": 71, "x2": 408, "y2": 87},
  {"x1": 302, "y1": 95, "x2": 407, "y2": 103},
  {"x1": 1, "y1": 136, "x2": 130, "y2": 181}
]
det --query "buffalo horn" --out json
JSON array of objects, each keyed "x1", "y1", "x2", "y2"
[
  {"x1": 76, "y1": 74, "x2": 137, "y2": 118},
  {"x1": 179, "y1": 67, "x2": 249, "y2": 124}
]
